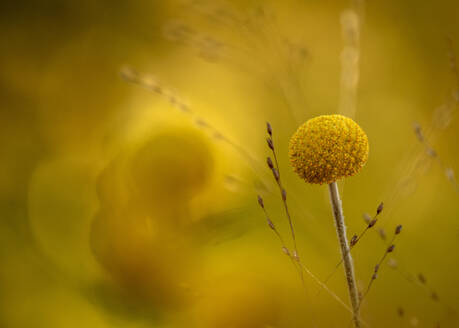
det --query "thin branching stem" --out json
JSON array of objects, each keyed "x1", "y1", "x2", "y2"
[
  {"x1": 322, "y1": 204, "x2": 383, "y2": 286},
  {"x1": 267, "y1": 135, "x2": 299, "y2": 258},
  {"x1": 257, "y1": 195, "x2": 369, "y2": 325},
  {"x1": 359, "y1": 225, "x2": 402, "y2": 307}
]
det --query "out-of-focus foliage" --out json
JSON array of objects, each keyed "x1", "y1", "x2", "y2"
[{"x1": 1, "y1": 0, "x2": 459, "y2": 327}]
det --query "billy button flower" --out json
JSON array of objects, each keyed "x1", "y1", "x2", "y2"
[
  {"x1": 288, "y1": 114, "x2": 369, "y2": 184},
  {"x1": 289, "y1": 114, "x2": 369, "y2": 328}
]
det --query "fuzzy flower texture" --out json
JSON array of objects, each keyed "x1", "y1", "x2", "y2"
[{"x1": 289, "y1": 114, "x2": 369, "y2": 184}]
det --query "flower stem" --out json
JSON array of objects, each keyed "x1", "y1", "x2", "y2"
[{"x1": 328, "y1": 181, "x2": 361, "y2": 328}]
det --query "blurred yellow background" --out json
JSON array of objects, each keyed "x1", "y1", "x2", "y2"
[{"x1": 1, "y1": 0, "x2": 458, "y2": 327}]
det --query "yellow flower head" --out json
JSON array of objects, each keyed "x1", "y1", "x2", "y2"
[{"x1": 289, "y1": 114, "x2": 369, "y2": 184}]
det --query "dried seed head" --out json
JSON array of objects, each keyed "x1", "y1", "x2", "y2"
[
  {"x1": 267, "y1": 218, "x2": 275, "y2": 230},
  {"x1": 213, "y1": 132, "x2": 224, "y2": 140},
  {"x1": 272, "y1": 168, "x2": 280, "y2": 181},
  {"x1": 374, "y1": 264, "x2": 380, "y2": 272},
  {"x1": 257, "y1": 195, "x2": 264, "y2": 208},
  {"x1": 426, "y1": 147, "x2": 437, "y2": 157},
  {"x1": 282, "y1": 246, "x2": 290, "y2": 256},
  {"x1": 292, "y1": 251, "x2": 300, "y2": 262},
  {"x1": 350, "y1": 234, "x2": 358, "y2": 247},
  {"x1": 418, "y1": 273, "x2": 426, "y2": 284},
  {"x1": 397, "y1": 307, "x2": 405, "y2": 317},
  {"x1": 267, "y1": 137, "x2": 274, "y2": 150},
  {"x1": 413, "y1": 122, "x2": 424, "y2": 142},
  {"x1": 395, "y1": 225, "x2": 402, "y2": 235},
  {"x1": 376, "y1": 202, "x2": 384, "y2": 215},
  {"x1": 120, "y1": 66, "x2": 140, "y2": 82},
  {"x1": 368, "y1": 218, "x2": 377, "y2": 228},
  {"x1": 267, "y1": 122, "x2": 273, "y2": 136},
  {"x1": 289, "y1": 115, "x2": 369, "y2": 184},
  {"x1": 281, "y1": 188, "x2": 287, "y2": 201},
  {"x1": 178, "y1": 102, "x2": 190, "y2": 112},
  {"x1": 267, "y1": 157, "x2": 274, "y2": 169},
  {"x1": 194, "y1": 119, "x2": 209, "y2": 128},
  {"x1": 387, "y1": 245, "x2": 395, "y2": 253}
]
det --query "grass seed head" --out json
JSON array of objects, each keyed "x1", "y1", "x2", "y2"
[
  {"x1": 267, "y1": 157, "x2": 274, "y2": 169},
  {"x1": 257, "y1": 195, "x2": 264, "y2": 208},
  {"x1": 376, "y1": 202, "x2": 384, "y2": 215},
  {"x1": 267, "y1": 122, "x2": 273, "y2": 136}
]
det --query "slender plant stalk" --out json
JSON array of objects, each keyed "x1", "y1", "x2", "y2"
[{"x1": 328, "y1": 181, "x2": 361, "y2": 328}]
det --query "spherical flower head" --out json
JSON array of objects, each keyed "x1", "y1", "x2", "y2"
[{"x1": 289, "y1": 114, "x2": 369, "y2": 184}]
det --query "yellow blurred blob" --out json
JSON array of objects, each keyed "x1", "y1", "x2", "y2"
[
  {"x1": 129, "y1": 128, "x2": 214, "y2": 210},
  {"x1": 91, "y1": 126, "x2": 215, "y2": 308},
  {"x1": 90, "y1": 210, "x2": 196, "y2": 309},
  {"x1": 97, "y1": 125, "x2": 215, "y2": 221}
]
